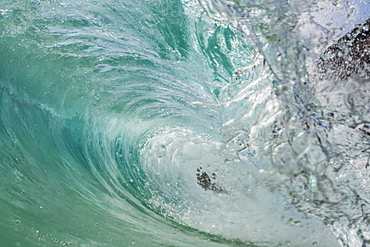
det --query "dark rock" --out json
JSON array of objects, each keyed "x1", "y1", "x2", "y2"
[
  {"x1": 196, "y1": 167, "x2": 226, "y2": 193},
  {"x1": 317, "y1": 18, "x2": 370, "y2": 80}
]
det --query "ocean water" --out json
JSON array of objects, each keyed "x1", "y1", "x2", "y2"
[{"x1": 0, "y1": 0, "x2": 369, "y2": 246}]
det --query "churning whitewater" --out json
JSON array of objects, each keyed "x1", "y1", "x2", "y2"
[{"x1": 0, "y1": 0, "x2": 369, "y2": 246}]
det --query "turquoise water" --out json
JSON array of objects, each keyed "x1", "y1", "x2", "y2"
[{"x1": 0, "y1": 0, "x2": 369, "y2": 246}]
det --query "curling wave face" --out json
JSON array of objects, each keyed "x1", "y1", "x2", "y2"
[{"x1": 0, "y1": 0, "x2": 369, "y2": 246}]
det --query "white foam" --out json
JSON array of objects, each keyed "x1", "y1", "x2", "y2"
[{"x1": 140, "y1": 128, "x2": 340, "y2": 246}]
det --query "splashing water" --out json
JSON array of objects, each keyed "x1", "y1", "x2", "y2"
[{"x1": 0, "y1": 0, "x2": 369, "y2": 246}]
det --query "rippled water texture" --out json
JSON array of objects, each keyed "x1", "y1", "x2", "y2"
[{"x1": 0, "y1": 0, "x2": 369, "y2": 246}]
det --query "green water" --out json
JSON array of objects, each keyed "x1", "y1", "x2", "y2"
[{"x1": 0, "y1": 0, "x2": 369, "y2": 246}]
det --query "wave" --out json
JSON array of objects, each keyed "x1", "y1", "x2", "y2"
[{"x1": 0, "y1": 0, "x2": 369, "y2": 246}]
